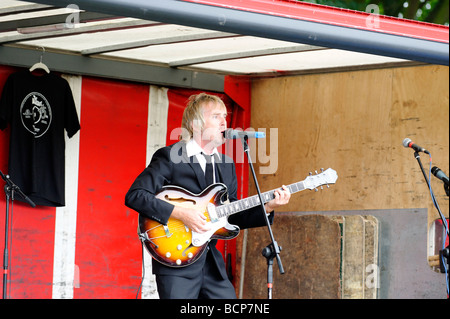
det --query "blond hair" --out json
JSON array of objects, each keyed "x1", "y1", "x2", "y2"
[{"x1": 180, "y1": 93, "x2": 225, "y2": 141}]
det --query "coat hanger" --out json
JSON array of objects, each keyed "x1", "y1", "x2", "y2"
[{"x1": 29, "y1": 46, "x2": 50, "y2": 73}]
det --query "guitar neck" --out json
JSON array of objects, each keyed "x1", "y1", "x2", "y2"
[{"x1": 215, "y1": 181, "x2": 306, "y2": 218}]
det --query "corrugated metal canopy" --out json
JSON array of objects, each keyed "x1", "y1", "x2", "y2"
[{"x1": 0, "y1": 0, "x2": 448, "y2": 92}]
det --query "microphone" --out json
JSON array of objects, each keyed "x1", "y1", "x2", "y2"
[
  {"x1": 223, "y1": 129, "x2": 265, "y2": 139},
  {"x1": 402, "y1": 138, "x2": 429, "y2": 154},
  {"x1": 431, "y1": 166, "x2": 449, "y2": 186},
  {"x1": 0, "y1": 170, "x2": 36, "y2": 207}
]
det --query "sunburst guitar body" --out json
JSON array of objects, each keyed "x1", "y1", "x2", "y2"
[{"x1": 138, "y1": 183, "x2": 239, "y2": 267}]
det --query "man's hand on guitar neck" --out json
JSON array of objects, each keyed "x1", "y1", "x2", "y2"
[{"x1": 265, "y1": 185, "x2": 291, "y2": 213}]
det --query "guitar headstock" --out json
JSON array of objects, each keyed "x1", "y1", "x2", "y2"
[{"x1": 303, "y1": 168, "x2": 338, "y2": 191}]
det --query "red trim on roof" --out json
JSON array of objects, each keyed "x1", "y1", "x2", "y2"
[{"x1": 181, "y1": 0, "x2": 449, "y2": 43}]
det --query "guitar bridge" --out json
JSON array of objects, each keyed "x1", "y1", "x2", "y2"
[{"x1": 163, "y1": 224, "x2": 172, "y2": 237}]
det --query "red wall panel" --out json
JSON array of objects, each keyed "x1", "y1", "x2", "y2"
[
  {"x1": 74, "y1": 77, "x2": 149, "y2": 298},
  {"x1": 6, "y1": 205, "x2": 55, "y2": 298}
]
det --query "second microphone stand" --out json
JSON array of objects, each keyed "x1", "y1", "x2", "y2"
[
  {"x1": 1, "y1": 171, "x2": 35, "y2": 299},
  {"x1": 412, "y1": 152, "x2": 449, "y2": 296},
  {"x1": 241, "y1": 136, "x2": 284, "y2": 299}
]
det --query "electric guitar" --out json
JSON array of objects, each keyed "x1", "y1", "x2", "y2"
[{"x1": 138, "y1": 168, "x2": 337, "y2": 267}]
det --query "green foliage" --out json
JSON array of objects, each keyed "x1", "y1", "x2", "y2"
[{"x1": 299, "y1": 0, "x2": 449, "y2": 25}]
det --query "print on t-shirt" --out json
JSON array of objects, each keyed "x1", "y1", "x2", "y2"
[{"x1": 20, "y1": 92, "x2": 52, "y2": 138}]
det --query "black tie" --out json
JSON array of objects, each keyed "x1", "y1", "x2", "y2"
[{"x1": 203, "y1": 153, "x2": 214, "y2": 186}]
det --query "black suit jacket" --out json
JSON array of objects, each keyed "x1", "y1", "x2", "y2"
[{"x1": 125, "y1": 141, "x2": 273, "y2": 280}]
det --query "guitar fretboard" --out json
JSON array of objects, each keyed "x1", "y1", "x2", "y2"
[{"x1": 215, "y1": 181, "x2": 305, "y2": 218}]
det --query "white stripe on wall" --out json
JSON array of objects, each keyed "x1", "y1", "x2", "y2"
[
  {"x1": 52, "y1": 75, "x2": 82, "y2": 299},
  {"x1": 141, "y1": 85, "x2": 169, "y2": 299}
]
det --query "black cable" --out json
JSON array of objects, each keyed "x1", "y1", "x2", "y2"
[{"x1": 135, "y1": 241, "x2": 146, "y2": 299}]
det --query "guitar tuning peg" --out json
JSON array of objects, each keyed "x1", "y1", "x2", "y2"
[
  {"x1": 314, "y1": 188, "x2": 318, "y2": 192},
  {"x1": 309, "y1": 172, "x2": 312, "y2": 176},
  {"x1": 321, "y1": 168, "x2": 324, "y2": 172}
]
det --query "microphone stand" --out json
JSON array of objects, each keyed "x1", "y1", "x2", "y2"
[
  {"x1": 1, "y1": 171, "x2": 35, "y2": 299},
  {"x1": 241, "y1": 136, "x2": 284, "y2": 299}
]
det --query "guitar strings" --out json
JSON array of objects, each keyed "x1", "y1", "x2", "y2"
[{"x1": 145, "y1": 222, "x2": 195, "y2": 240}]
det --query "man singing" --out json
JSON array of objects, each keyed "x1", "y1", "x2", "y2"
[{"x1": 125, "y1": 93, "x2": 290, "y2": 299}]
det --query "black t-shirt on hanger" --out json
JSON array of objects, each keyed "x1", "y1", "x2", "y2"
[{"x1": 0, "y1": 70, "x2": 80, "y2": 207}]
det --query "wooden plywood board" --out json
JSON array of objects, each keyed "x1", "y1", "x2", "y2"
[
  {"x1": 240, "y1": 214, "x2": 341, "y2": 299},
  {"x1": 249, "y1": 64, "x2": 448, "y2": 237}
]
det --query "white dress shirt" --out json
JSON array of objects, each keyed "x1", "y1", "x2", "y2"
[{"x1": 186, "y1": 139, "x2": 221, "y2": 183}]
